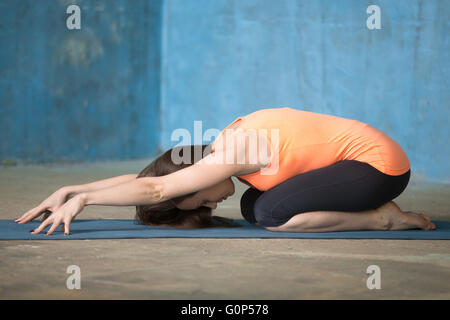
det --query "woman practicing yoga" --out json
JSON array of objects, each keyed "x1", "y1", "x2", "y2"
[{"x1": 16, "y1": 107, "x2": 435, "y2": 235}]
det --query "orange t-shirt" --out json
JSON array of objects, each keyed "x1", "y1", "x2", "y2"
[{"x1": 216, "y1": 107, "x2": 410, "y2": 191}]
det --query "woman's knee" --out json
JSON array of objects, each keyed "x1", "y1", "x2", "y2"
[
  {"x1": 240, "y1": 188, "x2": 263, "y2": 224},
  {"x1": 253, "y1": 198, "x2": 284, "y2": 228},
  {"x1": 240, "y1": 187, "x2": 287, "y2": 228}
]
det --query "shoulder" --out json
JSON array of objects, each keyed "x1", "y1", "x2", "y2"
[{"x1": 211, "y1": 130, "x2": 271, "y2": 176}]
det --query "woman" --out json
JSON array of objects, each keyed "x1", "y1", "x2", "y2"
[{"x1": 16, "y1": 107, "x2": 435, "y2": 235}]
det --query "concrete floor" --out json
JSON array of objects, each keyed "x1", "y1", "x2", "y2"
[{"x1": 1, "y1": 159, "x2": 449, "y2": 299}]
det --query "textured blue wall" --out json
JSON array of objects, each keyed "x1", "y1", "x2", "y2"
[
  {"x1": 1, "y1": 0, "x2": 449, "y2": 183},
  {"x1": 0, "y1": 0, "x2": 162, "y2": 163},
  {"x1": 160, "y1": 0, "x2": 450, "y2": 183}
]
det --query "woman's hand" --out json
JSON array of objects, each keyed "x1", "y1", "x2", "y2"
[
  {"x1": 28, "y1": 194, "x2": 87, "y2": 236},
  {"x1": 15, "y1": 187, "x2": 72, "y2": 224}
]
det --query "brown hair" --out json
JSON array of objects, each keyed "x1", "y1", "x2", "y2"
[{"x1": 135, "y1": 144, "x2": 239, "y2": 229}]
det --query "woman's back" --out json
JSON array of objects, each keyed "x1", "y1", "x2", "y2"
[{"x1": 216, "y1": 107, "x2": 410, "y2": 190}]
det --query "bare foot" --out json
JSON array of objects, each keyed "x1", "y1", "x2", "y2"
[{"x1": 377, "y1": 201, "x2": 436, "y2": 231}]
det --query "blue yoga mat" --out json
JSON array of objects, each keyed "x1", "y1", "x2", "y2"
[{"x1": 1, "y1": 219, "x2": 450, "y2": 240}]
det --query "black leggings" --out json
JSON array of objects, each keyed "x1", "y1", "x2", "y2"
[{"x1": 240, "y1": 160, "x2": 410, "y2": 227}]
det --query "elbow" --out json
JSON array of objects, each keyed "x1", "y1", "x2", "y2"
[{"x1": 141, "y1": 177, "x2": 166, "y2": 204}]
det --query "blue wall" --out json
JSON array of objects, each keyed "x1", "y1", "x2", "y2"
[
  {"x1": 1, "y1": 0, "x2": 449, "y2": 183},
  {"x1": 0, "y1": 0, "x2": 162, "y2": 163},
  {"x1": 160, "y1": 0, "x2": 449, "y2": 183}
]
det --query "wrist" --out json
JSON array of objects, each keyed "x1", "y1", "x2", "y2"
[
  {"x1": 76, "y1": 192, "x2": 89, "y2": 206},
  {"x1": 62, "y1": 185, "x2": 82, "y2": 197},
  {"x1": 60, "y1": 186, "x2": 73, "y2": 196}
]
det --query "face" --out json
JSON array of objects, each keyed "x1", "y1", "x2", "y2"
[{"x1": 175, "y1": 178, "x2": 235, "y2": 210}]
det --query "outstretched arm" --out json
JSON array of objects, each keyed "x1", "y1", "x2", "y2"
[
  {"x1": 82, "y1": 176, "x2": 163, "y2": 206},
  {"x1": 23, "y1": 176, "x2": 163, "y2": 236},
  {"x1": 16, "y1": 174, "x2": 139, "y2": 224},
  {"x1": 63, "y1": 174, "x2": 139, "y2": 198},
  {"x1": 83, "y1": 145, "x2": 257, "y2": 205}
]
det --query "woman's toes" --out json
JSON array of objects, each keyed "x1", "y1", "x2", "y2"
[
  {"x1": 419, "y1": 214, "x2": 431, "y2": 222},
  {"x1": 424, "y1": 221, "x2": 435, "y2": 230}
]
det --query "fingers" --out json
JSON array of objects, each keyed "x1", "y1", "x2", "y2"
[
  {"x1": 63, "y1": 218, "x2": 71, "y2": 236},
  {"x1": 45, "y1": 218, "x2": 62, "y2": 236},
  {"x1": 30, "y1": 216, "x2": 62, "y2": 236},
  {"x1": 15, "y1": 207, "x2": 39, "y2": 223},
  {"x1": 29, "y1": 217, "x2": 70, "y2": 236},
  {"x1": 30, "y1": 216, "x2": 53, "y2": 235},
  {"x1": 15, "y1": 208, "x2": 34, "y2": 223},
  {"x1": 30, "y1": 218, "x2": 69, "y2": 236},
  {"x1": 16, "y1": 204, "x2": 47, "y2": 224},
  {"x1": 59, "y1": 222, "x2": 70, "y2": 235}
]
